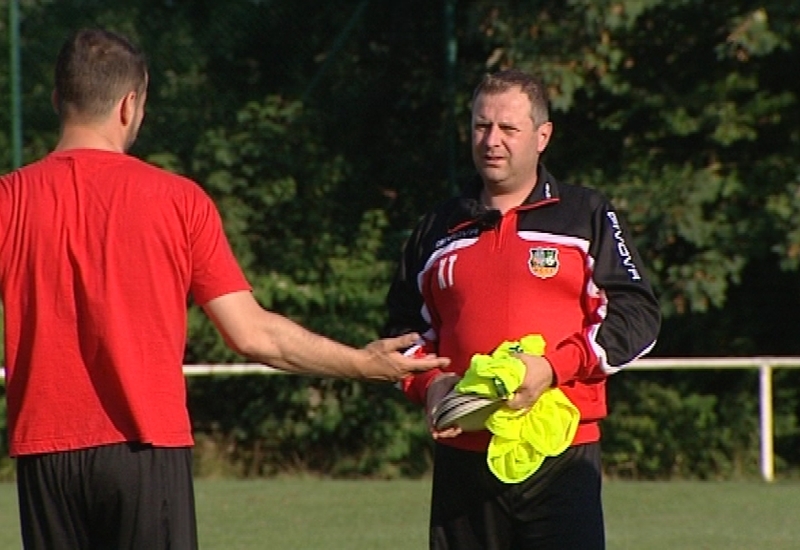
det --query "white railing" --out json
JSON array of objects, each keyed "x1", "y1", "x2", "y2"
[
  {"x1": 625, "y1": 357, "x2": 800, "y2": 482},
  {"x1": 5, "y1": 357, "x2": 800, "y2": 481}
]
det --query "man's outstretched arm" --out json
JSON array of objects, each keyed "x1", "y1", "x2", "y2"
[{"x1": 202, "y1": 290, "x2": 450, "y2": 382}]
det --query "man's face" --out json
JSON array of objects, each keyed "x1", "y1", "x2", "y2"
[{"x1": 471, "y1": 87, "x2": 551, "y2": 193}]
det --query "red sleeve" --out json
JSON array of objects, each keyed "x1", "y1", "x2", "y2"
[
  {"x1": 545, "y1": 332, "x2": 598, "y2": 385},
  {"x1": 188, "y1": 189, "x2": 251, "y2": 305},
  {"x1": 401, "y1": 369, "x2": 445, "y2": 405},
  {"x1": 399, "y1": 340, "x2": 442, "y2": 404}
]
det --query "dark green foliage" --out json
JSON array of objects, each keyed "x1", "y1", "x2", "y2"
[
  {"x1": 604, "y1": 374, "x2": 760, "y2": 479},
  {"x1": 187, "y1": 375, "x2": 432, "y2": 478}
]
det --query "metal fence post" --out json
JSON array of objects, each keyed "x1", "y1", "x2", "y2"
[{"x1": 759, "y1": 362, "x2": 774, "y2": 482}]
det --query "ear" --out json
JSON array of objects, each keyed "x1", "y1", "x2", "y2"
[
  {"x1": 119, "y1": 91, "x2": 138, "y2": 127},
  {"x1": 536, "y1": 121, "x2": 553, "y2": 153}
]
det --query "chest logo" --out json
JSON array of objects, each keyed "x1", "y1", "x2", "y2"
[{"x1": 528, "y1": 247, "x2": 559, "y2": 279}]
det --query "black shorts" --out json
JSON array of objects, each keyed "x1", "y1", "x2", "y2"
[
  {"x1": 16, "y1": 443, "x2": 197, "y2": 550},
  {"x1": 430, "y1": 442, "x2": 605, "y2": 550}
]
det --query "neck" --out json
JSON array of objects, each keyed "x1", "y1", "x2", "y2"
[
  {"x1": 481, "y1": 183, "x2": 535, "y2": 214},
  {"x1": 55, "y1": 123, "x2": 126, "y2": 153}
]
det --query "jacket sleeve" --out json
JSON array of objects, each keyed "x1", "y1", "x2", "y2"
[
  {"x1": 383, "y1": 216, "x2": 445, "y2": 404},
  {"x1": 547, "y1": 197, "x2": 661, "y2": 384}
]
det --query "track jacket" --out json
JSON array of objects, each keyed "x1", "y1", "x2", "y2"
[{"x1": 384, "y1": 165, "x2": 661, "y2": 452}]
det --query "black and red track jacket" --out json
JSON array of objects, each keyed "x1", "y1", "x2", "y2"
[{"x1": 384, "y1": 165, "x2": 661, "y2": 452}]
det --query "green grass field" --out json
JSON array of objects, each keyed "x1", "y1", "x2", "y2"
[{"x1": 1, "y1": 478, "x2": 798, "y2": 549}]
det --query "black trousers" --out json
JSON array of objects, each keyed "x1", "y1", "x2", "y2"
[
  {"x1": 430, "y1": 442, "x2": 605, "y2": 550},
  {"x1": 16, "y1": 443, "x2": 198, "y2": 550}
]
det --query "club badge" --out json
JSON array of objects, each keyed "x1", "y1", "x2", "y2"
[{"x1": 528, "y1": 247, "x2": 559, "y2": 279}]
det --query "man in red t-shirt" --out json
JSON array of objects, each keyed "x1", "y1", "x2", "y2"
[{"x1": 0, "y1": 28, "x2": 448, "y2": 550}]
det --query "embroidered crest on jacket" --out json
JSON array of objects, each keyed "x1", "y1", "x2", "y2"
[{"x1": 528, "y1": 247, "x2": 559, "y2": 279}]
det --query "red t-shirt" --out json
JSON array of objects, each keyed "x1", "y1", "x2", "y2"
[{"x1": 0, "y1": 149, "x2": 251, "y2": 456}]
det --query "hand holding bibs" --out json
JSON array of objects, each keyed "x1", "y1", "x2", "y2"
[{"x1": 455, "y1": 335, "x2": 580, "y2": 483}]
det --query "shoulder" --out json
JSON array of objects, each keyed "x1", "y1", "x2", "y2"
[
  {"x1": 553, "y1": 178, "x2": 612, "y2": 212},
  {"x1": 122, "y1": 155, "x2": 216, "y2": 203},
  {"x1": 126, "y1": 155, "x2": 199, "y2": 186},
  {"x1": 413, "y1": 194, "x2": 480, "y2": 239},
  {"x1": 1, "y1": 155, "x2": 53, "y2": 181}
]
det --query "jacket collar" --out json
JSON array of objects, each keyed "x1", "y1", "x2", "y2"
[
  {"x1": 464, "y1": 163, "x2": 560, "y2": 205},
  {"x1": 448, "y1": 164, "x2": 560, "y2": 233},
  {"x1": 522, "y1": 164, "x2": 560, "y2": 206}
]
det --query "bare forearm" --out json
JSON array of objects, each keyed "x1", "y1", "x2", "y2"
[
  {"x1": 242, "y1": 311, "x2": 377, "y2": 379},
  {"x1": 202, "y1": 291, "x2": 448, "y2": 382}
]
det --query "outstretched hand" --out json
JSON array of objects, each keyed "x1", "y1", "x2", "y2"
[{"x1": 363, "y1": 333, "x2": 450, "y2": 382}]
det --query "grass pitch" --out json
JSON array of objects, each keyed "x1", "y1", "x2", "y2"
[{"x1": 1, "y1": 478, "x2": 798, "y2": 549}]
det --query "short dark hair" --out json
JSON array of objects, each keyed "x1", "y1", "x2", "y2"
[
  {"x1": 54, "y1": 28, "x2": 148, "y2": 121},
  {"x1": 472, "y1": 69, "x2": 550, "y2": 127}
]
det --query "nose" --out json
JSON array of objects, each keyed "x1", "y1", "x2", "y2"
[{"x1": 483, "y1": 124, "x2": 502, "y2": 149}]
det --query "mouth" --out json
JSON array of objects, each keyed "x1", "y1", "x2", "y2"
[{"x1": 482, "y1": 155, "x2": 505, "y2": 167}]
